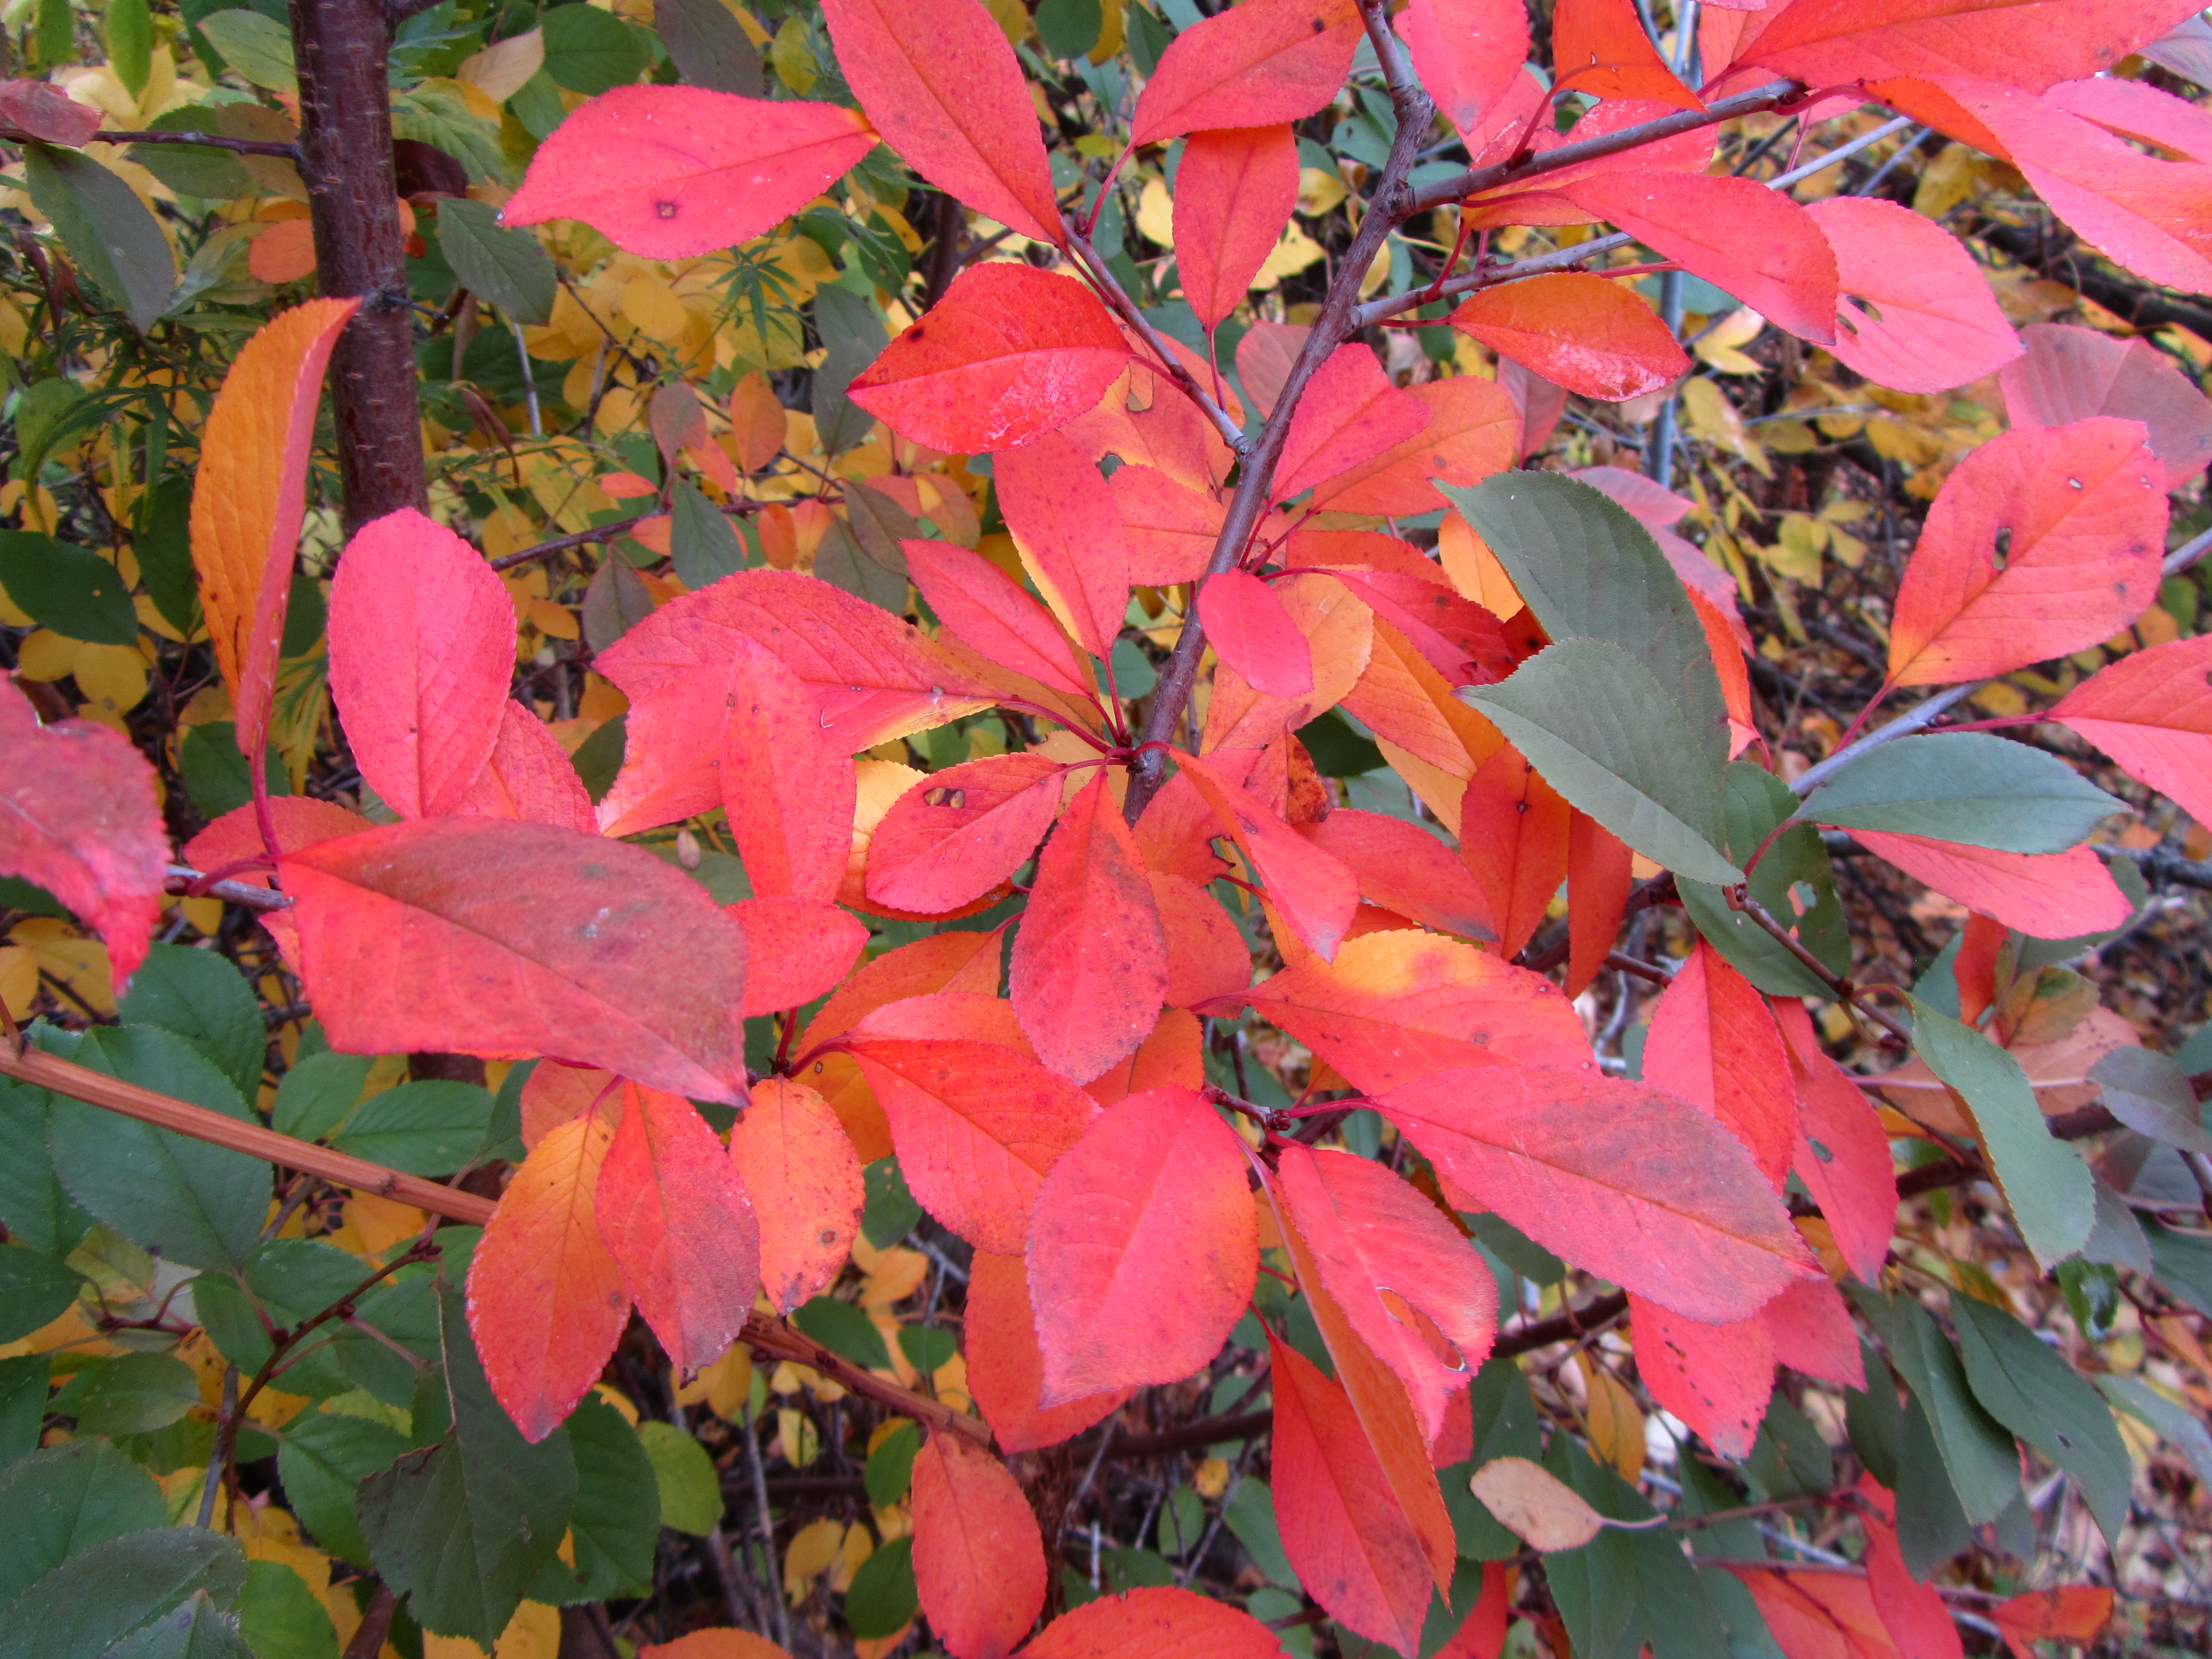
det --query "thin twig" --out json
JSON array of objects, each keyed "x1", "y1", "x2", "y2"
[
  {"x1": 742, "y1": 1394, "x2": 794, "y2": 1653},
  {"x1": 78, "y1": 127, "x2": 302, "y2": 157},
  {"x1": 1790, "y1": 683, "x2": 1981, "y2": 795}
]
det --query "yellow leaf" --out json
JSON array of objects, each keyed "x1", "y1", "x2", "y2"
[
  {"x1": 1089, "y1": 0, "x2": 1125, "y2": 63},
  {"x1": 424, "y1": 1601, "x2": 562, "y2": 1659},
  {"x1": 0, "y1": 946, "x2": 37, "y2": 1022},
  {"x1": 676, "y1": 1344, "x2": 755, "y2": 1419},
  {"x1": 15, "y1": 630, "x2": 79, "y2": 682},
  {"x1": 1251, "y1": 223, "x2": 1326, "y2": 290},
  {"x1": 592, "y1": 1382, "x2": 640, "y2": 1426},
  {"x1": 1694, "y1": 306, "x2": 1765, "y2": 375},
  {"x1": 770, "y1": 13, "x2": 817, "y2": 93},
  {"x1": 1135, "y1": 177, "x2": 1174, "y2": 250},
  {"x1": 456, "y1": 28, "x2": 544, "y2": 102},
  {"x1": 857, "y1": 1248, "x2": 927, "y2": 1308},
  {"x1": 621, "y1": 276, "x2": 691, "y2": 347},
  {"x1": 831, "y1": 1520, "x2": 874, "y2": 1591},
  {"x1": 1582, "y1": 1365, "x2": 1646, "y2": 1482},
  {"x1": 70, "y1": 643, "x2": 150, "y2": 719},
  {"x1": 1298, "y1": 166, "x2": 1346, "y2": 217},
  {"x1": 1680, "y1": 376, "x2": 1770, "y2": 478},
  {"x1": 1194, "y1": 1457, "x2": 1231, "y2": 1500},
  {"x1": 12, "y1": 918, "x2": 115, "y2": 1014},
  {"x1": 784, "y1": 1516, "x2": 844, "y2": 1602}
]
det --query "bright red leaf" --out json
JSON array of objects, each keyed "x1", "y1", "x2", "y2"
[
  {"x1": 1288, "y1": 530, "x2": 1517, "y2": 685},
  {"x1": 1565, "y1": 812, "x2": 1633, "y2": 1000},
  {"x1": 729, "y1": 897, "x2": 867, "y2": 1015},
  {"x1": 1130, "y1": 0, "x2": 1363, "y2": 145},
  {"x1": 1807, "y1": 196, "x2": 2024, "y2": 395},
  {"x1": 728, "y1": 1077, "x2": 865, "y2": 1314},
  {"x1": 994, "y1": 431, "x2": 1130, "y2": 662},
  {"x1": 1551, "y1": 0, "x2": 1703, "y2": 108},
  {"x1": 908, "y1": 539, "x2": 1096, "y2": 703},
  {"x1": 721, "y1": 633, "x2": 857, "y2": 904},
  {"x1": 1857, "y1": 1478, "x2": 1964, "y2": 1659},
  {"x1": 1175, "y1": 124, "x2": 1301, "y2": 332},
  {"x1": 2000, "y1": 322, "x2": 2212, "y2": 491},
  {"x1": 1450, "y1": 271, "x2": 1690, "y2": 401},
  {"x1": 1726, "y1": 0, "x2": 2202, "y2": 95},
  {"x1": 1298, "y1": 808, "x2": 1496, "y2": 943},
  {"x1": 1762, "y1": 1274, "x2": 1867, "y2": 1389},
  {"x1": 1629, "y1": 1293, "x2": 1775, "y2": 1459},
  {"x1": 1774, "y1": 998, "x2": 1898, "y2": 1286},
  {"x1": 1274, "y1": 344, "x2": 1432, "y2": 501},
  {"x1": 1397, "y1": 0, "x2": 1529, "y2": 141},
  {"x1": 1729, "y1": 1566, "x2": 1904, "y2": 1659},
  {"x1": 2052, "y1": 635, "x2": 2212, "y2": 828},
  {"x1": 1850, "y1": 831, "x2": 2134, "y2": 939},
  {"x1": 965, "y1": 1249, "x2": 1132, "y2": 1452},
  {"x1": 910, "y1": 1433, "x2": 1049, "y2": 1659},
  {"x1": 1017, "y1": 1586, "x2": 1289, "y2": 1659},
  {"x1": 1458, "y1": 744, "x2": 1571, "y2": 959},
  {"x1": 1306, "y1": 375, "x2": 1520, "y2": 518},
  {"x1": 1199, "y1": 568, "x2": 1315, "y2": 699},
  {"x1": 182, "y1": 797, "x2": 372, "y2": 969},
  {"x1": 1175, "y1": 749, "x2": 1359, "y2": 960},
  {"x1": 501, "y1": 86, "x2": 877, "y2": 261},
  {"x1": 1147, "y1": 871, "x2": 1250, "y2": 1007},
  {"x1": 1108, "y1": 465, "x2": 1233, "y2": 587},
  {"x1": 865, "y1": 753, "x2": 1066, "y2": 914},
  {"x1": 1643, "y1": 943, "x2": 1797, "y2": 1190},
  {"x1": 282, "y1": 818, "x2": 754, "y2": 1104},
  {"x1": 452, "y1": 701, "x2": 596, "y2": 833}
]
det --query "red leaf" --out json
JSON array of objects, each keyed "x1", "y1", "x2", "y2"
[
  {"x1": 0, "y1": 78, "x2": 104, "y2": 145},
  {"x1": 1554, "y1": 171, "x2": 1839, "y2": 346},
  {"x1": 1010, "y1": 774, "x2": 1169, "y2": 1083},
  {"x1": 729, "y1": 897, "x2": 868, "y2": 1015},
  {"x1": 2000, "y1": 322, "x2": 2212, "y2": 491},
  {"x1": 801, "y1": 928, "x2": 1005, "y2": 1049},
  {"x1": 467, "y1": 1110, "x2": 627, "y2": 1441},
  {"x1": 1498, "y1": 358, "x2": 1567, "y2": 458},
  {"x1": 1237, "y1": 930, "x2": 1588, "y2": 1095},
  {"x1": 282, "y1": 818, "x2": 753, "y2": 1103},
  {"x1": 1565, "y1": 812, "x2": 1633, "y2": 1000},
  {"x1": 1729, "y1": 1567, "x2": 1904, "y2": 1659},
  {"x1": 1397, "y1": 0, "x2": 1529, "y2": 141},
  {"x1": 1085, "y1": 1007, "x2": 1206, "y2": 1107},
  {"x1": 822, "y1": 0, "x2": 1061, "y2": 246},
  {"x1": 452, "y1": 702, "x2": 596, "y2": 833},
  {"x1": 182, "y1": 798, "x2": 372, "y2": 969},
  {"x1": 866, "y1": 753, "x2": 1066, "y2": 914},
  {"x1": 327, "y1": 508, "x2": 515, "y2": 820},
  {"x1": 1288, "y1": 529, "x2": 1518, "y2": 685},
  {"x1": 729, "y1": 1077, "x2": 865, "y2": 1313},
  {"x1": 597, "y1": 1081, "x2": 759, "y2": 1373},
  {"x1": 1551, "y1": 0, "x2": 1703, "y2": 109},
  {"x1": 1774, "y1": 999, "x2": 1897, "y2": 1286},
  {"x1": 1855, "y1": 1478, "x2": 1964, "y2": 1659},
  {"x1": 1629, "y1": 1293, "x2": 1774, "y2": 1459},
  {"x1": 1381, "y1": 1067, "x2": 1815, "y2": 1323},
  {"x1": 1989, "y1": 1586, "x2": 2113, "y2": 1658},
  {"x1": 1849, "y1": 831, "x2": 2134, "y2": 939},
  {"x1": 1107, "y1": 465, "x2": 1231, "y2": 588},
  {"x1": 190, "y1": 298, "x2": 359, "y2": 772},
  {"x1": 1199, "y1": 569, "x2": 1315, "y2": 698},
  {"x1": 1802, "y1": 196, "x2": 2023, "y2": 395},
  {"x1": 501, "y1": 86, "x2": 876, "y2": 261},
  {"x1": 1277, "y1": 1145, "x2": 1498, "y2": 1446},
  {"x1": 848, "y1": 264, "x2": 1128, "y2": 453},
  {"x1": 910, "y1": 1434, "x2": 1049, "y2": 1659},
  {"x1": 1450, "y1": 271, "x2": 1690, "y2": 401},
  {"x1": 1175, "y1": 124, "x2": 1301, "y2": 331},
  {"x1": 1064, "y1": 357, "x2": 1234, "y2": 491},
  {"x1": 1312, "y1": 371, "x2": 1517, "y2": 521},
  {"x1": 1887, "y1": 418, "x2": 2165, "y2": 687},
  {"x1": 721, "y1": 633, "x2": 857, "y2": 903},
  {"x1": 1267, "y1": 1333, "x2": 1439, "y2": 1654},
  {"x1": 1458, "y1": 745, "x2": 1571, "y2": 959},
  {"x1": 966, "y1": 1249, "x2": 1132, "y2": 1452},
  {"x1": 1297, "y1": 809, "x2": 1497, "y2": 943},
  {"x1": 1435, "y1": 1563, "x2": 1512, "y2": 1659},
  {"x1": 1175, "y1": 750, "x2": 1359, "y2": 959},
  {"x1": 842, "y1": 1036, "x2": 1094, "y2": 1251},
  {"x1": 593, "y1": 569, "x2": 994, "y2": 836},
  {"x1": 2046, "y1": 72, "x2": 2212, "y2": 162},
  {"x1": 1274, "y1": 345, "x2": 1432, "y2": 501},
  {"x1": 2052, "y1": 635, "x2": 2212, "y2": 826},
  {"x1": 1017, "y1": 1586, "x2": 1289, "y2": 1658},
  {"x1": 1644, "y1": 943, "x2": 1798, "y2": 1190},
  {"x1": 0, "y1": 680, "x2": 166, "y2": 988},
  {"x1": 994, "y1": 432, "x2": 1130, "y2": 661},
  {"x1": 908, "y1": 539, "x2": 1096, "y2": 703},
  {"x1": 1149, "y1": 871, "x2": 1251, "y2": 1009},
  {"x1": 1025, "y1": 1086, "x2": 1256, "y2": 1400},
  {"x1": 1130, "y1": 0, "x2": 1363, "y2": 145},
  {"x1": 1763, "y1": 1274, "x2": 1867, "y2": 1389}
]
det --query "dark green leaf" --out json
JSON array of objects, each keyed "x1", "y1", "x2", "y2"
[
  {"x1": 654, "y1": 0, "x2": 763, "y2": 94},
  {"x1": 275, "y1": 1411, "x2": 407, "y2": 1569},
  {"x1": 581, "y1": 559, "x2": 653, "y2": 652},
  {"x1": 1891, "y1": 1391, "x2": 1975, "y2": 1577},
  {"x1": 0, "y1": 531, "x2": 140, "y2": 645},
  {"x1": 120, "y1": 943, "x2": 266, "y2": 1102},
  {"x1": 637, "y1": 1419, "x2": 721, "y2": 1536},
  {"x1": 1908, "y1": 998, "x2": 2094, "y2": 1268},
  {"x1": 2145, "y1": 1216, "x2": 2212, "y2": 1317},
  {"x1": 670, "y1": 479, "x2": 745, "y2": 589},
  {"x1": 103, "y1": 1591, "x2": 254, "y2": 1659},
  {"x1": 435, "y1": 198, "x2": 556, "y2": 327},
  {"x1": 270, "y1": 1052, "x2": 371, "y2": 1144},
  {"x1": 180, "y1": 722, "x2": 291, "y2": 822},
  {"x1": 790, "y1": 1296, "x2": 892, "y2": 1371},
  {"x1": 328, "y1": 1080, "x2": 493, "y2": 1175},
  {"x1": 2090, "y1": 1047, "x2": 2212, "y2": 1155},
  {"x1": 1036, "y1": 0, "x2": 1103, "y2": 57},
  {"x1": 1464, "y1": 1214, "x2": 1563, "y2": 1287},
  {"x1": 1741, "y1": 1395, "x2": 1832, "y2": 1501},
  {"x1": 0, "y1": 1441, "x2": 167, "y2": 1603},
  {"x1": 0, "y1": 875, "x2": 69, "y2": 918},
  {"x1": 1221, "y1": 1476, "x2": 1296, "y2": 1587},
  {"x1": 1679, "y1": 761, "x2": 1848, "y2": 996},
  {"x1": 812, "y1": 285, "x2": 888, "y2": 459},
  {"x1": 1854, "y1": 1286, "x2": 2019, "y2": 1524},
  {"x1": 134, "y1": 475, "x2": 199, "y2": 635},
  {"x1": 196, "y1": 1240, "x2": 398, "y2": 1398},
  {"x1": 896, "y1": 1324, "x2": 955, "y2": 1375},
  {"x1": 1793, "y1": 734, "x2": 2121, "y2": 853},
  {"x1": 0, "y1": 1527, "x2": 247, "y2": 1659},
  {"x1": 571, "y1": 714, "x2": 627, "y2": 803},
  {"x1": 1950, "y1": 1290, "x2": 2132, "y2": 1540},
  {"x1": 1843, "y1": 1344, "x2": 1903, "y2": 1492},
  {"x1": 1462, "y1": 640, "x2": 1738, "y2": 884},
  {"x1": 844, "y1": 1535, "x2": 917, "y2": 1640},
  {"x1": 22, "y1": 142, "x2": 176, "y2": 333},
  {"x1": 541, "y1": 4, "x2": 646, "y2": 94},
  {"x1": 132, "y1": 114, "x2": 251, "y2": 200},
  {"x1": 10, "y1": 380, "x2": 100, "y2": 487},
  {"x1": 1127, "y1": 1, "x2": 1172, "y2": 74},
  {"x1": 860, "y1": 1158, "x2": 920, "y2": 1248},
  {"x1": 1446, "y1": 1357, "x2": 1544, "y2": 1562},
  {"x1": 0, "y1": 1355, "x2": 45, "y2": 1467},
  {"x1": 527, "y1": 1396, "x2": 656, "y2": 1604},
  {"x1": 53, "y1": 1352, "x2": 200, "y2": 1437},
  {"x1": 1542, "y1": 1433, "x2": 1725, "y2": 1659},
  {"x1": 50, "y1": 1027, "x2": 268, "y2": 1271},
  {"x1": 0, "y1": 1244, "x2": 78, "y2": 1344},
  {"x1": 331, "y1": 1276, "x2": 441, "y2": 1407},
  {"x1": 864, "y1": 1420, "x2": 920, "y2": 1511},
  {"x1": 0, "y1": 1077, "x2": 90, "y2": 1256},
  {"x1": 236, "y1": 1562, "x2": 337, "y2": 1659}
]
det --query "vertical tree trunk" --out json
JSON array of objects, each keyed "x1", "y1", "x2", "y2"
[{"x1": 287, "y1": 0, "x2": 426, "y2": 531}]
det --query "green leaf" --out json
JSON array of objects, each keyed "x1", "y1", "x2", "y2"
[
  {"x1": 121, "y1": 944, "x2": 267, "y2": 1102},
  {"x1": 1843, "y1": 1343, "x2": 1903, "y2": 1492},
  {"x1": 390, "y1": 86, "x2": 505, "y2": 185},
  {"x1": 195, "y1": 11, "x2": 298, "y2": 91},
  {"x1": 1793, "y1": 734, "x2": 2121, "y2": 853},
  {"x1": 328, "y1": 1081, "x2": 493, "y2": 1176},
  {"x1": 0, "y1": 1080, "x2": 91, "y2": 1258},
  {"x1": 1542, "y1": 1433, "x2": 1726, "y2": 1659},
  {"x1": 843, "y1": 1535, "x2": 917, "y2": 1640},
  {"x1": 1951, "y1": 1290, "x2": 2132, "y2": 1541},
  {"x1": 863, "y1": 1420, "x2": 920, "y2": 1512},
  {"x1": 1448, "y1": 1358, "x2": 1545, "y2": 1561},
  {"x1": 655, "y1": 0, "x2": 763, "y2": 94},
  {"x1": 0, "y1": 1355, "x2": 46, "y2": 1466},
  {"x1": 180, "y1": 722, "x2": 291, "y2": 823},
  {"x1": 860, "y1": 1158, "x2": 920, "y2": 1248},
  {"x1": 196, "y1": 1240, "x2": 379, "y2": 1397},
  {"x1": 896, "y1": 1324, "x2": 955, "y2": 1375},
  {"x1": 1892, "y1": 1392, "x2": 1975, "y2": 1577},
  {"x1": 53, "y1": 1352, "x2": 201, "y2": 1437},
  {"x1": 356, "y1": 1292, "x2": 576, "y2": 1645},
  {"x1": 1440, "y1": 472, "x2": 1727, "y2": 745},
  {"x1": 275, "y1": 1411, "x2": 408, "y2": 1570},
  {"x1": 2145, "y1": 1216, "x2": 2212, "y2": 1317},
  {"x1": 22, "y1": 143, "x2": 177, "y2": 335},
  {"x1": 133, "y1": 475, "x2": 200, "y2": 635},
  {"x1": 0, "y1": 1527, "x2": 247, "y2": 1659},
  {"x1": 670, "y1": 479, "x2": 745, "y2": 590},
  {"x1": 1908, "y1": 999, "x2": 2095, "y2": 1269},
  {"x1": 528, "y1": 1397, "x2": 658, "y2": 1603},
  {"x1": 541, "y1": 4, "x2": 647, "y2": 94},
  {"x1": 571, "y1": 713, "x2": 627, "y2": 804},
  {"x1": 2099, "y1": 1373, "x2": 2212, "y2": 1486},
  {"x1": 637, "y1": 1418, "x2": 722, "y2": 1536},
  {"x1": 1741, "y1": 1395, "x2": 1831, "y2": 1501},
  {"x1": 812, "y1": 285, "x2": 889, "y2": 459},
  {"x1": 108, "y1": 1591, "x2": 254, "y2": 1659},
  {"x1": 1221, "y1": 1476, "x2": 1296, "y2": 1588},
  {"x1": 434, "y1": 199, "x2": 556, "y2": 327},
  {"x1": 0, "y1": 531, "x2": 140, "y2": 645},
  {"x1": 270, "y1": 1052, "x2": 371, "y2": 1144},
  {"x1": 0, "y1": 1441, "x2": 167, "y2": 1603},
  {"x1": 50, "y1": 1027, "x2": 269, "y2": 1272},
  {"x1": 130, "y1": 127, "x2": 251, "y2": 201},
  {"x1": 236, "y1": 1561, "x2": 336, "y2": 1659},
  {"x1": 10, "y1": 379, "x2": 99, "y2": 488},
  {"x1": 105, "y1": 0, "x2": 155, "y2": 96},
  {"x1": 790, "y1": 1296, "x2": 892, "y2": 1371},
  {"x1": 1296, "y1": 708, "x2": 1386, "y2": 777},
  {"x1": 1461, "y1": 640, "x2": 1739, "y2": 884},
  {"x1": 1036, "y1": 0, "x2": 1104, "y2": 58},
  {"x1": 582, "y1": 559, "x2": 653, "y2": 653},
  {"x1": 1679, "y1": 761, "x2": 1849, "y2": 997},
  {"x1": 1853, "y1": 1286, "x2": 2018, "y2": 1525},
  {"x1": 2090, "y1": 1047, "x2": 2212, "y2": 1155},
  {"x1": 0, "y1": 1244, "x2": 78, "y2": 1344}
]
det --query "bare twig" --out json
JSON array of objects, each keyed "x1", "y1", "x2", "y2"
[
  {"x1": 1061, "y1": 224, "x2": 1248, "y2": 455},
  {"x1": 167, "y1": 863, "x2": 294, "y2": 912},
  {"x1": 80, "y1": 127, "x2": 303, "y2": 157},
  {"x1": 1790, "y1": 683, "x2": 1981, "y2": 795}
]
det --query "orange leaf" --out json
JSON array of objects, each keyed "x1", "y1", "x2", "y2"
[
  {"x1": 1130, "y1": 0, "x2": 1363, "y2": 145},
  {"x1": 1175, "y1": 124, "x2": 1300, "y2": 332},
  {"x1": 1552, "y1": 0, "x2": 1703, "y2": 109},
  {"x1": 720, "y1": 633, "x2": 857, "y2": 903},
  {"x1": 1274, "y1": 344, "x2": 1431, "y2": 501},
  {"x1": 1174, "y1": 749, "x2": 1359, "y2": 960},
  {"x1": 519, "y1": 1059, "x2": 619, "y2": 1152},
  {"x1": 1149, "y1": 872, "x2": 1252, "y2": 1009},
  {"x1": 1851, "y1": 831, "x2": 2134, "y2": 939},
  {"x1": 1774, "y1": 999, "x2": 1898, "y2": 1286},
  {"x1": 729, "y1": 1078, "x2": 864, "y2": 1314},
  {"x1": 910, "y1": 1434, "x2": 1049, "y2": 1659},
  {"x1": 1025, "y1": 1086, "x2": 1256, "y2": 1402},
  {"x1": 1018, "y1": 1586, "x2": 1288, "y2": 1658},
  {"x1": 190, "y1": 296, "x2": 359, "y2": 770},
  {"x1": 1989, "y1": 1586, "x2": 2113, "y2": 1657},
  {"x1": 0, "y1": 680, "x2": 166, "y2": 988},
  {"x1": 1381, "y1": 1066, "x2": 1815, "y2": 1323},
  {"x1": 1451, "y1": 272, "x2": 1689, "y2": 401},
  {"x1": 1458, "y1": 744, "x2": 1570, "y2": 958},
  {"x1": 823, "y1": 0, "x2": 1062, "y2": 246},
  {"x1": 2052, "y1": 634, "x2": 2212, "y2": 827},
  {"x1": 1199, "y1": 568, "x2": 1314, "y2": 698},
  {"x1": 282, "y1": 819, "x2": 754, "y2": 1104},
  {"x1": 965, "y1": 1249, "x2": 1132, "y2": 1452},
  {"x1": 1306, "y1": 375, "x2": 1520, "y2": 519},
  {"x1": 1565, "y1": 811, "x2": 1632, "y2": 999},
  {"x1": 995, "y1": 431, "x2": 1131, "y2": 661},
  {"x1": 1084, "y1": 1006, "x2": 1207, "y2": 1107},
  {"x1": 503, "y1": 86, "x2": 876, "y2": 260},
  {"x1": 1298, "y1": 808, "x2": 1497, "y2": 944},
  {"x1": 1288, "y1": 530, "x2": 1518, "y2": 686},
  {"x1": 1397, "y1": 0, "x2": 1530, "y2": 141},
  {"x1": 865, "y1": 753, "x2": 1066, "y2": 915},
  {"x1": 1643, "y1": 942, "x2": 1797, "y2": 1190},
  {"x1": 800, "y1": 929, "x2": 1005, "y2": 1052},
  {"x1": 1628, "y1": 1293, "x2": 1774, "y2": 1459},
  {"x1": 598, "y1": 1081, "x2": 759, "y2": 1373},
  {"x1": 247, "y1": 218, "x2": 318, "y2": 284},
  {"x1": 1887, "y1": 418, "x2": 2166, "y2": 687},
  {"x1": 1200, "y1": 571, "x2": 1372, "y2": 754},
  {"x1": 1010, "y1": 774, "x2": 1168, "y2": 1083},
  {"x1": 908, "y1": 539, "x2": 1096, "y2": 703},
  {"x1": 639, "y1": 1631, "x2": 793, "y2": 1659},
  {"x1": 467, "y1": 1109, "x2": 627, "y2": 1441}
]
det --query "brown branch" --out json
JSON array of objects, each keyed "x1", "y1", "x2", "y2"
[
  {"x1": 740, "y1": 1311, "x2": 990, "y2": 1448},
  {"x1": 88, "y1": 128, "x2": 303, "y2": 157},
  {"x1": 342, "y1": 1586, "x2": 398, "y2": 1659},
  {"x1": 1727, "y1": 887, "x2": 1915, "y2": 1045},
  {"x1": 487, "y1": 496, "x2": 779, "y2": 572},
  {"x1": 1060, "y1": 224, "x2": 1246, "y2": 455},
  {"x1": 166, "y1": 863, "x2": 293, "y2": 912}
]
